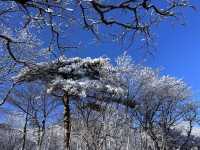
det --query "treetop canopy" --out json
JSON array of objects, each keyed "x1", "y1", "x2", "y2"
[{"x1": 14, "y1": 56, "x2": 127, "y2": 98}]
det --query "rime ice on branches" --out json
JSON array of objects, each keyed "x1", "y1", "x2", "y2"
[{"x1": 14, "y1": 56, "x2": 127, "y2": 99}]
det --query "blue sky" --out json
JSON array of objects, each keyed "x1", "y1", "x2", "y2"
[
  {"x1": 1, "y1": 0, "x2": 200, "y2": 124},
  {"x1": 149, "y1": 3, "x2": 200, "y2": 96},
  {"x1": 65, "y1": 1, "x2": 200, "y2": 97},
  {"x1": 2, "y1": 0, "x2": 198, "y2": 97}
]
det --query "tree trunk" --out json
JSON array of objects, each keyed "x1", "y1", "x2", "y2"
[
  {"x1": 63, "y1": 94, "x2": 71, "y2": 150},
  {"x1": 21, "y1": 110, "x2": 28, "y2": 150},
  {"x1": 22, "y1": 100, "x2": 29, "y2": 150},
  {"x1": 39, "y1": 119, "x2": 46, "y2": 150}
]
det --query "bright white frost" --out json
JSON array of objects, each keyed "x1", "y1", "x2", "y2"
[
  {"x1": 117, "y1": 53, "x2": 190, "y2": 106},
  {"x1": 14, "y1": 56, "x2": 127, "y2": 98},
  {"x1": 14, "y1": 53, "x2": 190, "y2": 106}
]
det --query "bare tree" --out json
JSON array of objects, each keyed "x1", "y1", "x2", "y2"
[
  {"x1": 0, "y1": 52, "x2": 199, "y2": 150},
  {"x1": 4, "y1": 83, "x2": 60, "y2": 150},
  {"x1": 0, "y1": 0, "x2": 195, "y2": 65},
  {"x1": 126, "y1": 65, "x2": 198, "y2": 150}
]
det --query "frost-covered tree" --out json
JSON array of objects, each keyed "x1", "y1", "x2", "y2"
[
  {"x1": 0, "y1": 0, "x2": 195, "y2": 111},
  {"x1": 0, "y1": 0, "x2": 193, "y2": 55},
  {"x1": 13, "y1": 53, "x2": 198, "y2": 150},
  {"x1": 2, "y1": 83, "x2": 61, "y2": 150},
  {"x1": 0, "y1": 0, "x2": 198, "y2": 149},
  {"x1": 14, "y1": 55, "x2": 137, "y2": 149},
  {"x1": 0, "y1": 0, "x2": 195, "y2": 78},
  {"x1": 122, "y1": 61, "x2": 198, "y2": 149}
]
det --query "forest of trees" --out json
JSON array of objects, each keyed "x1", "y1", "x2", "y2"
[{"x1": 0, "y1": 0, "x2": 199, "y2": 150}]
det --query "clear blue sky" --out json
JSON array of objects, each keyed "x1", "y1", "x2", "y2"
[{"x1": 149, "y1": 2, "x2": 200, "y2": 96}]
